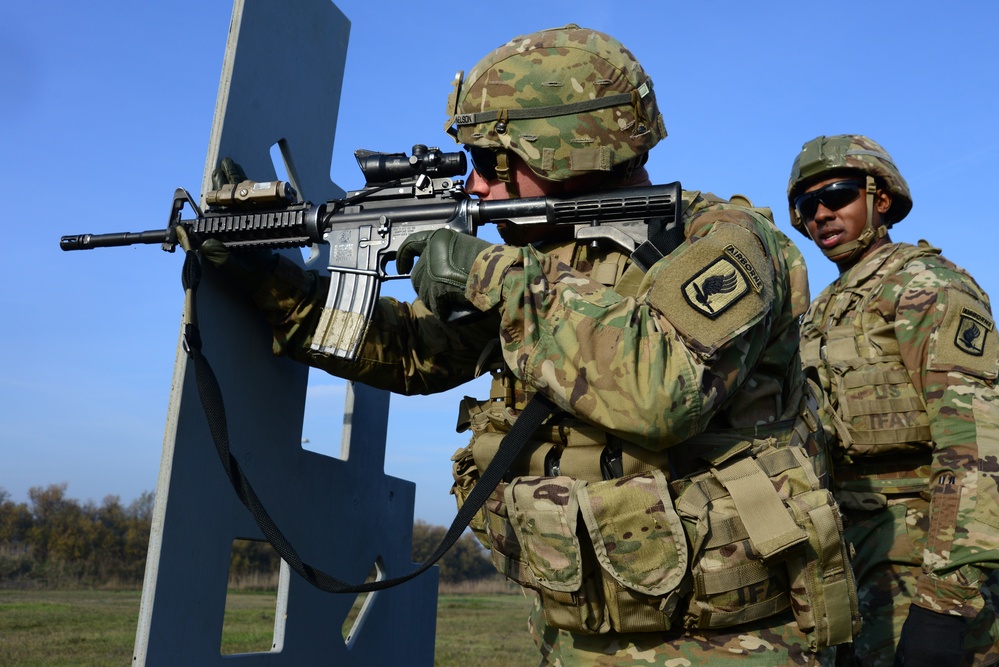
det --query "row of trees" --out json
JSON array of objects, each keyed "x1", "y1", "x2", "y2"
[
  {"x1": 0, "y1": 485, "x2": 494, "y2": 588},
  {"x1": 0, "y1": 484, "x2": 153, "y2": 586}
]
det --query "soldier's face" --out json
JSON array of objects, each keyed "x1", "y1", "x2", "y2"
[
  {"x1": 466, "y1": 155, "x2": 563, "y2": 244},
  {"x1": 800, "y1": 177, "x2": 868, "y2": 258},
  {"x1": 800, "y1": 176, "x2": 891, "y2": 267},
  {"x1": 465, "y1": 159, "x2": 554, "y2": 201}
]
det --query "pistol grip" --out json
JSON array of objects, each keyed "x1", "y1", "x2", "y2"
[{"x1": 446, "y1": 305, "x2": 488, "y2": 326}]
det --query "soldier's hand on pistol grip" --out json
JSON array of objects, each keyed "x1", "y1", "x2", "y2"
[
  {"x1": 396, "y1": 228, "x2": 492, "y2": 321},
  {"x1": 893, "y1": 604, "x2": 966, "y2": 667}
]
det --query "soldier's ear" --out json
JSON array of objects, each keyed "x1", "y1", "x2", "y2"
[{"x1": 875, "y1": 188, "x2": 893, "y2": 215}]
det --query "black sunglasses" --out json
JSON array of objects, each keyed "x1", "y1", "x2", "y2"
[
  {"x1": 793, "y1": 180, "x2": 866, "y2": 221},
  {"x1": 467, "y1": 146, "x2": 499, "y2": 181}
]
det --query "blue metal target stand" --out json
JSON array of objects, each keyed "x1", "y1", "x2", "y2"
[{"x1": 132, "y1": 1, "x2": 438, "y2": 664}]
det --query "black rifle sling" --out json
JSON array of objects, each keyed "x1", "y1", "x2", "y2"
[
  {"x1": 630, "y1": 214, "x2": 686, "y2": 272},
  {"x1": 180, "y1": 246, "x2": 558, "y2": 594}
]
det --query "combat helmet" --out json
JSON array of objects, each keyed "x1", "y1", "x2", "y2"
[
  {"x1": 444, "y1": 24, "x2": 666, "y2": 194},
  {"x1": 786, "y1": 134, "x2": 912, "y2": 261}
]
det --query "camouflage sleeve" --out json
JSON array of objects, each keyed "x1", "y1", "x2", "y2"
[
  {"x1": 466, "y1": 210, "x2": 781, "y2": 450},
  {"x1": 249, "y1": 255, "x2": 498, "y2": 395},
  {"x1": 892, "y1": 268, "x2": 999, "y2": 616}
]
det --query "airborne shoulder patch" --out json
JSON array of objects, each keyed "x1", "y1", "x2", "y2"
[
  {"x1": 929, "y1": 287, "x2": 999, "y2": 380},
  {"x1": 681, "y1": 254, "x2": 749, "y2": 318},
  {"x1": 645, "y1": 223, "x2": 774, "y2": 355},
  {"x1": 955, "y1": 307, "x2": 993, "y2": 356}
]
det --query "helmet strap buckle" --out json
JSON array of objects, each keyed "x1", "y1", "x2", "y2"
[{"x1": 493, "y1": 150, "x2": 520, "y2": 198}]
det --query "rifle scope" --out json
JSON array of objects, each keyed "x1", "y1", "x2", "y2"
[{"x1": 355, "y1": 144, "x2": 466, "y2": 185}]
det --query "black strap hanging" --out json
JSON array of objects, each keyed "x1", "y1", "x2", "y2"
[{"x1": 178, "y1": 237, "x2": 557, "y2": 594}]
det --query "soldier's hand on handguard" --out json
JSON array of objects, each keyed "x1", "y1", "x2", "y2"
[
  {"x1": 199, "y1": 238, "x2": 278, "y2": 295},
  {"x1": 396, "y1": 228, "x2": 492, "y2": 321},
  {"x1": 893, "y1": 604, "x2": 966, "y2": 666},
  {"x1": 199, "y1": 157, "x2": 281, "y2": 294}
]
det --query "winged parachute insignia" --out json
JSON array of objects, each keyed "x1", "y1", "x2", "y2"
[
  {"x1": 963, "y1": 323, "x2": 982, "y2": 347},
  {"x1": 694, "y1": 271, "x2": 739, "y2": 313},
  {"x1": 955, "y1": 308, "x2": 991, "y2": 356},
  {"x1": 681, "y1": 256, "x2": 751, "y2": 318}
]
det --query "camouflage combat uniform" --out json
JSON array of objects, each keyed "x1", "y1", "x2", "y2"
[
  {"x1": 785, "y1": 134, "x2": 999, "y2": 666},
  {"x1": 245, "y1": 187, "x2": 855, "y2": 665},
  {"x1": 204, "y1": 25, "x2": 859, "y2": 667},
  {"x1": 800, "y1": 240, "x2": 999, "y2": 666}
]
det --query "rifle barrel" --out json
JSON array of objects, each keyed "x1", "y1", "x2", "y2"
[{"x1": 60, "y1": 229, "x2": 172, "y2": 251}]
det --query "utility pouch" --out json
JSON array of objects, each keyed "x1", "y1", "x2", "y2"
[
  {"x1": 672, "y1": 440, "x2": 810, "y2": 631},
  {"x1": 495, "y1": 472, "x2": 693, "y2": 635},
  {"x1": 674, "y1": 478, "x2": 795, "y2": 628},
  {"x1": 785, "y1": 489, "x2": 862, "y2": 651},
  {"x1": 505, "y1": 475, "x2": 609, "y2": 633},
  {"x1": 450, "y1": 445, "x2": 490, "y2": 548},
  {"x1": 579, "y1": 471, "x2": 688, "y2": 596},
  {"x1": 483, "y1": 480, "x2": 533, "y2": 585},
  {"x1": 672, "y1": 437, "x2": 858, "y2": 649},
  {"x1": 578, "y1": 471, "x2": 690, "y2": 632},
  {"x1": 505, "y1": 475, "x2": 586, "y2": 591},
  {"x1": 579, "y1": 470, "x2": 690, "y2": 632},
  {"x1": 452, "y1": 448, "x2": 548, "y2": 590}
]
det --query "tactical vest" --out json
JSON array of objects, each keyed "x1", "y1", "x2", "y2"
[
  {"x1": 450, "y1": 207, "x2": 859, "y2": 650},
  {"x1": 801, "y1": 243, "x2": 945, "y2": 498}
]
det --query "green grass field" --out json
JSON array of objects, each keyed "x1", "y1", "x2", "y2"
[{"x1": 0, "y1": 589, "x2": 539, "y2": 666}]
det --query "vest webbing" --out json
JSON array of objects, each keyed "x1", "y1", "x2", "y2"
[
  {"x1": 697, "y1": 594, "x2": 791, "y2": 629},
  {"x1": 818, "y1": 244, "x2": 941, "y2": 454}
]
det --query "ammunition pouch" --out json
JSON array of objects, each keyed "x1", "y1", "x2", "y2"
[
  {"x1": 671, "y1": 436, "x2": 859, "y2": 650},
  {"x1": 450, "y1": 399, "x2": 860, "y2": 648},
  {"x1": 496, "y1": 471, "x2": 690, "y2": 634}
]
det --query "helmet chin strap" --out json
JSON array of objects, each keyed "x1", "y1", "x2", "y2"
[
  {"x1": 493, "y1": 150, "x2": 520, "y2": 198},
  {"x1": 815, "y1": 176, "x2": 886, "y2": 263}
]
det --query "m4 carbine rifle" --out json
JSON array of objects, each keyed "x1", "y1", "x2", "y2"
[{"x1": 61, "y1": 145, "x2": 681, "y2": 361}]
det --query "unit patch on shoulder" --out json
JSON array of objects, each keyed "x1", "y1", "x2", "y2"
[
  {"x1": 645, "y1": 222, "x2": 773, "y2": 356},
  {"x1": 681, "y1": 256, "x2": 749, "y2": 318},
  {"x1": 929, "y1": 287, "x2": 999, "y2": 380},
  {"x1": 955, "y1": 307, "x2": 993, "y2": 356}
]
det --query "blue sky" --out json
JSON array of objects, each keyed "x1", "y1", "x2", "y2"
[{"x1": 3, "y1": 0, "x2": 998, "y2": 527}]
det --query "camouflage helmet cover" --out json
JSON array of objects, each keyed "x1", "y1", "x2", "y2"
[
  {"x1": 786, "y1": 134, "x2": 913, "y2": 232},
  {"x1": 445, "y1": 24, "x2": 667, "y2": 182}
]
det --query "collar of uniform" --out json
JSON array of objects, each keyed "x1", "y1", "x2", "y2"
[{"x1": 835, "y1": 241, "x2": 899, "y2": 288}]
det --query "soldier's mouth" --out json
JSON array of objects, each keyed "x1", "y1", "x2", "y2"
[{"x1": 818, "y1": 230, "x2": 844, "y2": 249}]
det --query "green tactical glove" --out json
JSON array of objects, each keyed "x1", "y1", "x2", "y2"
[
  {"x1": 200, "y1": 157, "x2": 278, "y2": 294},
  {"x1": 396, "y1": 228, "x2": 492, "y2": 321},
  {"x1": 211, "y1": 156, "x2": 248, "y2": 189},
  {"x1": 893, "y1": 604, "x2": 966, "y2": 666},
  {"x1": 200, "y1": 238, "x2": 278, "y2": 296}
]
